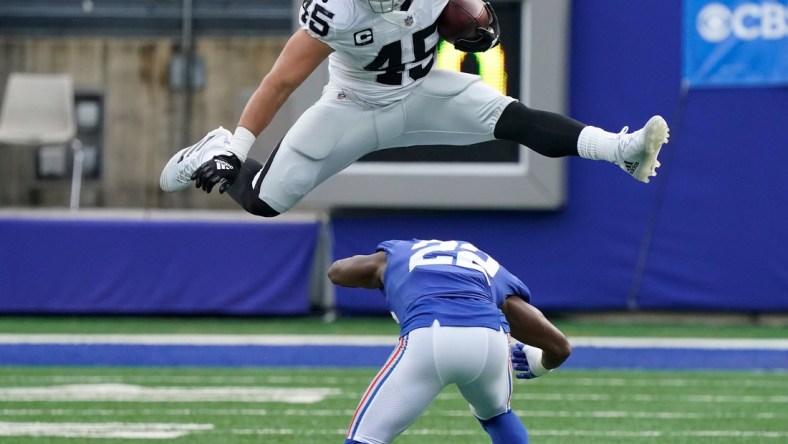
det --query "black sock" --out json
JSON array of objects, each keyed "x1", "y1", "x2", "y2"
[
  {"x1": 493, "y1": 101, "x2": 584, "y2": 158},
  {"x1": 225, "y1": 157, "x2": 280, "y2": 218},
  {"x1": 225, "y1": 158, "x2": 261, "y2": 205}
]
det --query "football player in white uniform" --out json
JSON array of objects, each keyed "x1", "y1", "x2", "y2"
[
  {"x1": 327, "y1": 239, "x2": 572, "y2": 444},
  {"x1": 161, "y1": 0, "x2": 670, "y2": 216}
]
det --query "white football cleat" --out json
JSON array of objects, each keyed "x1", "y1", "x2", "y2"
[
  {"x1": 160, "y1": 127, "x2": 232, "y2": 192},
  {"x1": 614, "y1": 115, "x2": 670, "y2": 183}
]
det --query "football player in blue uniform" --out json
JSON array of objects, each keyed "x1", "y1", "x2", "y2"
[
  {"x1": 160, "y1": 0, "x2": 669, "y2": 215},
  {"x1": 327, "y1": 239, "x2": 572, "y2": 444}
]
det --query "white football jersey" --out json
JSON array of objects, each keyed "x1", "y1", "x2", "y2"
[{"x1": 299, "y1": 0, "x2": 449, "y2": 106}]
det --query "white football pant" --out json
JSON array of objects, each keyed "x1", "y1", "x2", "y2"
[
  {"x1": 346, "y1": 320, "x2": 512, "y2": 444},
  {"x1": 258, "y1": 69, "x2": 516, "y2": 213}
]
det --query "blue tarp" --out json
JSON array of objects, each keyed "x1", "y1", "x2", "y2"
[{"x1": 0, "y1": 217, "x2": 318, "y2": 315}]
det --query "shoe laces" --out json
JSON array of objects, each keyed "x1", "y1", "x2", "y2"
[{"x1": 616, "y1": 126, "x2": 645, "y2": 159}]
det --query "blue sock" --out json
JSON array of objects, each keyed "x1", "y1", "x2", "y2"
[
  {"x1": 478, "y1": 409, "x2": 529, "y2": 444},
  {"x1": 344, "y1": 440, "x2": 365, "y2": 443}
]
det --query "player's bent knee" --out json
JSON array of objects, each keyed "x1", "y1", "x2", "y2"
[{"x1": 241, "y1": 196, "x2": 280, "y2": 218}]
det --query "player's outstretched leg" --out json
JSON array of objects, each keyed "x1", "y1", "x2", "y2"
[
  {"x1": 493, "y1": 102, "x2": 585, "y2": 158},
  {"x1": 160, "y1": 127, "x2": 233, "y2": 192},
  {"x1": 578, "y1": 115, "x2": 670, "y2": 183},
  {"x1": 478, "y1": 409, "x2": 529, "y2": 444},
  {"x1": 494, "y1": 102, "x2": 670, "y2": 183}
]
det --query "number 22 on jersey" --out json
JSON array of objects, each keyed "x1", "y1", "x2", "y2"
[{"x1": 409, "y1": 240, "x2": 500, "y2": 284}]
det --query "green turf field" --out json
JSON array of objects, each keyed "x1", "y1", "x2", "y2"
[
  {"x1": 1, "y1": 316, "x2": 786, "y2": 442},
  {"x1": 2, "y1": 315, "x2": 786, "y2": 338},
  {"x1": 0, "y1": 367, "x2": 786, "y2": 443}
]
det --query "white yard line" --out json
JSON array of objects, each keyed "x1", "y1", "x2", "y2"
[
  {"x1": 536, "y1": 377, "x2": 788, "y2": 388},
  {"x1": 4, "y1": 383, "x2": 782, "y2": 405},
  {"x1": 0, "y1": 384, "x2": 339, "y2": 403},
  {"x1": 0, "y1": 334, "x2": 786, "y2": 349},
  {"x1": 532, "y1": 430, "x2": 787, "y2": 438},
  {"x1": 2, "y1": 374, "x2": 786, "y2": 389},
  {"x1": 509, "y1": 393, "x2": 788, "y2": 403},
  {"x1": 0, "y1": 334, "x2": 396, "y2": 346},
  {"x1": 0, "y1": 422, "x2": 213, "y2": 439},
  {"x1": 427, "y1": 392, "x2": 788, "y2": 404},
  {"x1": 0, "y1": 408, "x2": 782, "y2": 420},
  {"x1": 230, "y1": 427, "x2": 788, "y2": 438},
  {"x1": 0, "y1": 374, "x2": 375, "y2": 385},
  {"x1": 570, "y1": 337, "x2": 788, "y2": 350}
]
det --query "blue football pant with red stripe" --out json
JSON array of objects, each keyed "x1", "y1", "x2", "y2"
[{"x1": 345, "y1": 321, "x2": 524, "y2": 443}]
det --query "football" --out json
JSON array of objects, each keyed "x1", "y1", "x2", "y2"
[{"x1": 437, "y1": 0, "x2": 491, "y2": 43}]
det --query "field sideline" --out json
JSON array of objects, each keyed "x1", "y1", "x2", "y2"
[
  {"x1": 2, "y1": 315, "x2": 786, "y2": 337},
  {"x1": 0, "y1": 316, "x2": 786, "y2": 443}
]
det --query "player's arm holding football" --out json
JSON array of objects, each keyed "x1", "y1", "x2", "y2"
[
  {"x1": 501, "y1": 295, "x2": 572, "y2": 379},
  {"x1": 453, "y1": 1, "x2": 501, "y2": 53}
]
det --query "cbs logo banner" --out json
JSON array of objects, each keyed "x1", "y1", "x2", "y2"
[{"x1": 683, "y1": 0, "x2": 788, "y2": 87}]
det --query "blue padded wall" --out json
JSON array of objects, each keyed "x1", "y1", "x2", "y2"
[{"x1": 0, "y1": 216, "x2": 319, "y2": 315}]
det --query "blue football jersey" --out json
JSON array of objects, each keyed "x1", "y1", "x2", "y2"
[{"x1": 377, "y1": 239, "x2": 531, "y2": 335}]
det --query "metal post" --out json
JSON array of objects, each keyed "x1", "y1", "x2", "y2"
[
  {"x1": 178, "y1": 0, "x2": 194, "y2": 156},
  {"x1": 69, "y1": 138, "x2": 83, "y2": 211}
]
